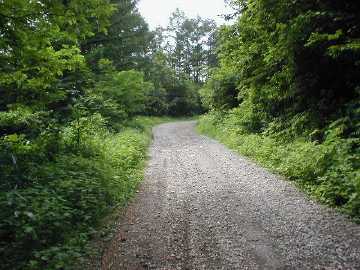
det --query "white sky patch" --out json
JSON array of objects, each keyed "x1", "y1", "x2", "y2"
[{"x1": 137, "y1": 0, "x2": 233, "y2": 29}]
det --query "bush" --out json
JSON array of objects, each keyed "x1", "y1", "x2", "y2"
[
  {"x1": 0, "y1": 116, "x2": 155, "y2": 269},
  {"x1": 199, "y1": 68, "x2": 239, "y2": 111},
  {"x1": 198, "y1": 111, "x2": 360, "y2": 220}
]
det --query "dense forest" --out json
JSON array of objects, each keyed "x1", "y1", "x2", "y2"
[
  {"x1": 0, "y1": 0, "x2": 214, "y2": 268},
  {"x1": 198, "y1": 0, "x2": 360, "y2": 218},
  {"x1": 1, "y1": 0, "x2": 359, "y2": 269}
]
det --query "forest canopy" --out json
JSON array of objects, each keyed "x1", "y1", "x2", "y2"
[
  {"x1": 199, "y1": 0, "x2": 360, "y2": 218},
  {"x1": 0, "y1": 0, "x2": 214, "y2": 268},
  {"x1": 1, "y1": 0, "x2": 359, "y2": 268}
]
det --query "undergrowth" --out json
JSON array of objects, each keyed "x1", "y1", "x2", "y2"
[
  {"x1": 198, "y1": 111, "x2": 360, "y2": 221},
  {"x1": 0, "y1": 116, "x2": 170, "y2": 270}
]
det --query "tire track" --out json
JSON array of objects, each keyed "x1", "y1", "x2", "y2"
[{"x1": 98, "y1": 121, "x2": 360, "y2": 270}]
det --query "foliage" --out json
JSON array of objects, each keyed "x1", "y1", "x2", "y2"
[
  {"x1": 0, "y1": 0, "x2": 200, "y2": 268},
  {"x1": 164, "y1": 9, "x2": 217, "y2": 83},
  {"x1": 84, "y1": 0, "x2": 153, "y2": 71},
  {"x1": 0, "y1": 115, "x2": 169, "y2": 269},
  {"x1": 144, "y1": 52, "x2": 203, "y2": 116},
  {"x1": 209, "y1": 0, "x2": 360, "y2": 124},
  {"x1": 199, "y1": 67, "x2": 239, "y2": 110},
  {"x1": 198, "y1": 108, "x2": 360, "y2": 219},
  {"x1": 87, "y1": 66, "x2": 154, "y2": 127},
  {"x1": 199, "y1": 0, "x2": 360, "y2": 219},
  {"x1": 0, "y1": 0, "x2": 115, "y2": 111},
  {"x1": 139, "y1": 10, "x2": 220, "y2": 116}
]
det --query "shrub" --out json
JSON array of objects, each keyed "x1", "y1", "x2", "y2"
[
  {"x1": 198, "y1": 111, "x2": 360, "y2": 220},
  {"x1": 0, "y1": 116, "x2": 154, "y2": 269}
]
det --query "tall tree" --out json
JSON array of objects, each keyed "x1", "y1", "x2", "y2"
[
  {"x1": 165, "y1": 9, "x2": 217, "y2": 83},
  {"x1": 83, "y1": 0, "x2": 153, "y2": 71},
  {"x1": 0, "y1": 0, "x2": 115, "y2": 139}
]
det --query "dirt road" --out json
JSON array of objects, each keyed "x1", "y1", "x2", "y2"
[{"x1": 100, "y1": 121, "x2": 360, "y2": 270}]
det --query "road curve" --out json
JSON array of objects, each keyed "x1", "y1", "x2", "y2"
[{"x1": 101, "y1": 121, "x2": 360, "y2": 270}]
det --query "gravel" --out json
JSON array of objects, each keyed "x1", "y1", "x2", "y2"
[{"x1": 100, "y1": 121, "x2": 360, "y2": 270}]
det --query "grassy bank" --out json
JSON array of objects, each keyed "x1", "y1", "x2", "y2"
[
  {"x1": 0, "y1": 116, "x2": 171, "y2": 270},
  {"x1": 198, "y1": 112, "x2": 360, "y2": 221}
]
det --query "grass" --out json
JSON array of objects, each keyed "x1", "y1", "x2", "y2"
[
  {"x1": 0, "y1": 116, "x2": 176, "y2": 270},
  {"x1": 74, "y1": 116, "x2": 190, "y2": 268},
  {"x1": 197, "y1": 112, "x2": 360, "y2": 222}
]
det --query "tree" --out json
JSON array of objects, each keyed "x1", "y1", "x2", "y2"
[
  {"x1": 0, "y1": 0, "x2": 115, "y2": 137},
  {"x1": 208, "y1": 0, "x2": 360, "y2": 127},
  {"x1": 84, "y1": 0, "x2": 153, "y2": 71},
  {"x1": 0, "y1": 1, "x2": 116, "y2": 268},
  {"x1": 165, "y1": 9, "x2": 217, "y2": 83}
]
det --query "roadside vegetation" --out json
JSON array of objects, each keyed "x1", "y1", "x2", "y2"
[
  {"x1": 0, "y1": 1, "x2": 215, "y2": 269},
  {"x1": 198, "y1": 0, "x2": 360, "y2": 219},
  {"x1": 2, "y1": 0, "x2": 360, "y2": 268}
]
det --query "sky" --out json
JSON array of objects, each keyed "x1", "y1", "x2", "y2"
[{"x1": 137, "y1": 0, "x2": 233, "y2": 30}]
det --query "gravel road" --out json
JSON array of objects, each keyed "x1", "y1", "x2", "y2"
[{"x1": 101, "y1": 121, "x2": 360, "y2": 270}]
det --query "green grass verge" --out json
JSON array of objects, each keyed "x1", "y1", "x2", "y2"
[
  {"x1": 197, "y1": 112, "x2": 360, "y2": 222},
  {"x1": 0, "y1": 116, "x2": 173, "y2": 270}
]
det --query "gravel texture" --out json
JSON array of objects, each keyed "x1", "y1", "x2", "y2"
[{"x1": 100, "y1": 121, "x2": 360, "y2": 270}]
